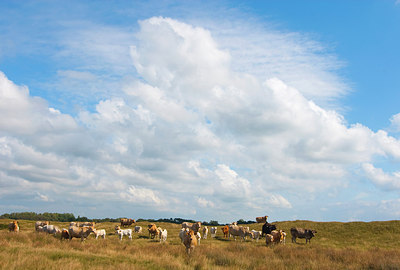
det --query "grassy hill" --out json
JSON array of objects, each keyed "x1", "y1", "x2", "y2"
[{"x1": 1, "y1": 219, "x2": 400, "y2": 269}]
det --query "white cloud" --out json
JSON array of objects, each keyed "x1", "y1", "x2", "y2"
[
  {"x1": 390, "y1": 113, "x2": 400, "y2": 132},
  {"x1": 362, "y1": 163, "x2": 400, "y2": 190},
  {"x1": 121, "y1": 185, "x2": 163, "y2": 205},
  {"x1": 1, "y1": 16, "x2": 400, "y2": 222}
]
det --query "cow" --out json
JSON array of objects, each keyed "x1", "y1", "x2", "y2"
[
  {"x1": 79, "y1": 222, "x2": 95, "y2": 227},
  {"x1": 148, "y1": 224, "x2": 159, "y2": 239},
  {"x1": 265, "y1": 230, "x2": 284, "y2": 246},
  {"x1": 159, "y1": 229, "x2": 167, "y2": 242},
  {"x1": 115, "y1": 225, "x2": 132, "y2": 240},
  {"x1": 221, "y1": 225, "x2": 229, "y2": 238},
  {"x1": 182, "y1": 230, "x2": 198, "y2": 254},
  {"x1": 134, "y1": 226, "x2": 142, "y2": 233},
  {"x1": 256, "y1": 216, "x2": 268, "y2": 223},
  {"x1": 35, "y1": 221, "x2": 49, "y2": 231},
  {"x1": 181, "y1": 222, "x2": 201, "y2": 233},
  {"x1": 262, "y1": 222, "x2": 277, "y2": 237},
  {"x1": 290, "y1": 228, "x2": 316, "y2": 244},
  {"x1": 120, "y1": 218, "x2": 135, "y2": 227},
  {"x1": 202, "y1": 226, "x2": 208, "y2": 239},
  {"x1": 251, "y1": 230, "x2": 262, "y2": 242},
  {"x1": 179, "y1": 228, "x2": 189, "y2": 242},
  {"x1": 93, "y1": 229, "x2": 106, "y2": 239},
  {"x1": 281, "y1": 231, "x2": 287, "y2": 244},
  {"x1": 271, "y1": 230, "x2": 284, "y2": 244},
  {"x1": 44, "y1": 225, "x2": 61, "y2": 235},
  {"x1": 265, "y1": 234, "x2": 274, "y2": 246},
  {"x1": 210, "y1": 227, "x2": 217, "y2": 238},
  {"x1": 60, "y1": 228, "x2": 70, "y2": 240},
  {"x1": 8, "y1": 221, "x2": 19, "y2": 232},
  {"x1": 228, "y1": 224, "x2": 253, "y2": 241},
  {"x1": 68, "y1": 225, "x2": 95, "y2": 241},
  {"x1": 196, "y1": 232, "x2": 201, "y2": 245}
]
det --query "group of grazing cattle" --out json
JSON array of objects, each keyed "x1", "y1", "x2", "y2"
[{"x1": 7, "y1": 216, "x2": 317, "y2": 254}]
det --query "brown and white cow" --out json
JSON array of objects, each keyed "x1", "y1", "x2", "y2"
[
  {"x1": 8, "y1": 220, "x2": 19, "y2": 232},
  {"x1": 183, "y1": 230, "x2": 198, "y2": 254},
  {"x1": 35, "y1": 221, "x2": 49, "y2": 231},
  {"x1": 256, "y1": 216, "x2": 268, "y2": 223},
  {"x1": 181, "y1": 222, "x2": 201, "y2": 233}
]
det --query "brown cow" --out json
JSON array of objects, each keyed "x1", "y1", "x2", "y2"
[
  {"x1": 60, "y1": 229, "x2": 70, "y2": 240},
  {"x1": 120, "y1": 218, "x2": 135, "y2": 227},
  {"x1": 183, "y1": 230, "x2": 198, "y2": 254},
  {"x1": 256, "y1": 216, "x2": 268, "y2": 223},
  {"x1": 8, "y1": 221, "x2": 19, "y2": 232},
  {"x1": 148, "y1": 224, "x2": 159, "y2": 239},
  {"x1": 290, "y1": 227, "x2": 316, "y2": 244},
  {"x1": 221, "y1": 225, "x2": 229, "y2": 238}
]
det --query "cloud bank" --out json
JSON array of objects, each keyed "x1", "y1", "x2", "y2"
[{"x1": 1, "y1": 17, "x2": 400, "y2": 222}]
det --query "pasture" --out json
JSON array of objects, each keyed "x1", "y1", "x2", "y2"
[{"x1": 1, "y1": 219, "x2": 400, "y2": 269}]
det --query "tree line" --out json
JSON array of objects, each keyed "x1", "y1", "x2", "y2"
[{"x1": 0, "y1": 212, "x2": 255, "y2": 225}]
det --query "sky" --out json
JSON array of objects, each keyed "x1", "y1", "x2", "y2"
[{"x1": 0, "y1": 0, "x2": 400, "y2": 223}]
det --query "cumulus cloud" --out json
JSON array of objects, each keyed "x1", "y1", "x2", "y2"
[
  {"x1": 362, "y1": 163, "x2": 400, "y2": 190},
  {"x1": 1, "y1": 17, "x2": 400, "y2": 222}
]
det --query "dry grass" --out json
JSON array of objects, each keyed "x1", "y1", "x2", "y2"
[{"x1": 1, "y1": 219, "x2": 400, "y2": 269}]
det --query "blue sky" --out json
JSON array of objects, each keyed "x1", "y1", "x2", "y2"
[{"x1": 0, "y1": 0, "x2": 400, "y2": 222}]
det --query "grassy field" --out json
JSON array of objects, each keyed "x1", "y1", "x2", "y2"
[{"x1": 1, "y1": 219, "x2": 400, "y2": 269}]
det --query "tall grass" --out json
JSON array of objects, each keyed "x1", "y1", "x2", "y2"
[{"x1": 1, "y1": 219, "x2": 400, "y2": 269}]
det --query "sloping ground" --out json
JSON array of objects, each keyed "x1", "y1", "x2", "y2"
[{"x1": 1, "y1": 219, "x2": 400, "y2": 269}]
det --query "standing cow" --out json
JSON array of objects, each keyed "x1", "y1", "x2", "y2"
[
  {"x1": 181, "y1": 222, "x2": 201, "y2": 233},
  {"x1": 256, "y1": 216, "x2": 268, "y2": 223},
  {"x1": 290, "y1": 228, "x2": 316, "y2": 244},
  {"x1": 120, "y1": 218, "x2": 135, "y2": 227},
  {"x1": 262, "y1": 222, "x2": 277, "y2": 236},
  {"x1": 8, "y1": 221, "x2": 19, "y2": 232},
  {"x1": 183, "y1": 230, "x2": 198, "y2": 254}
]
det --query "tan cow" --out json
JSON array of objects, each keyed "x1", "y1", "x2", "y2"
[
  {"x1": 8, "y1": 220, "x2": 19, "y2": 232},
  {"x1": 181, "y1": 222, "x2": 201, "y2": 233},
  {"x1": 183, "y1": 230, "x2": 198, "y2": 254},
  {"x1": 228, "y1": 224, "x2": 254, "y2": 241},
  {"x1": 148, "y1": 224, "x2": 159, "y2": 239},
  {"x1": 35, "y1": 221, "x2": 49, "y2": 231},
  {"x1": 256, "y1": 216, "x2": 268, "y2": 223},
  {"x1": 120, "y1": 218, "x2": 135, "y2": 227},
  {"x1": 79, "y1": 222, "x2": 95, "y2": 227},
  {"x1": 68, "y1": 225, "x2": 95, "y2": 241}
]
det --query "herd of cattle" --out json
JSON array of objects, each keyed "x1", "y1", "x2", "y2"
[{"x1": 6, "y1": 215, "x2": 317, "y2": 254}]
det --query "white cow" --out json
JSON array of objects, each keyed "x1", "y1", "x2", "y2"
[
  {"x1": 251, "y1": 230, "x2": 262, "y2": 242},
  {"x1": 196, "y1": 232, "x2": 201, "y2": 245},
  {"x1": 179, "y1": 228, "x2": 189, "y2": 243},
  {"x1": 210, "y1": 227, "x2": 217, "y2": 238},
  {"x1": 94, "y1": 229, "x2": 106, "y2": 239},
  {"x1": 115, "y1": 227, "x2": 132, "y2": 240},
  {"x1": 202, "y1": 226, "x2": 208, "y2": 239},
  {"x1": 134, "y1": 226, "x2": 142, "y2": 233},
  {"x1": 44, "y1": 225, "x2": 61, "y2": 235},
  {"x1": 159, "y1": 229, "x2": 167, "y2": 242}
]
